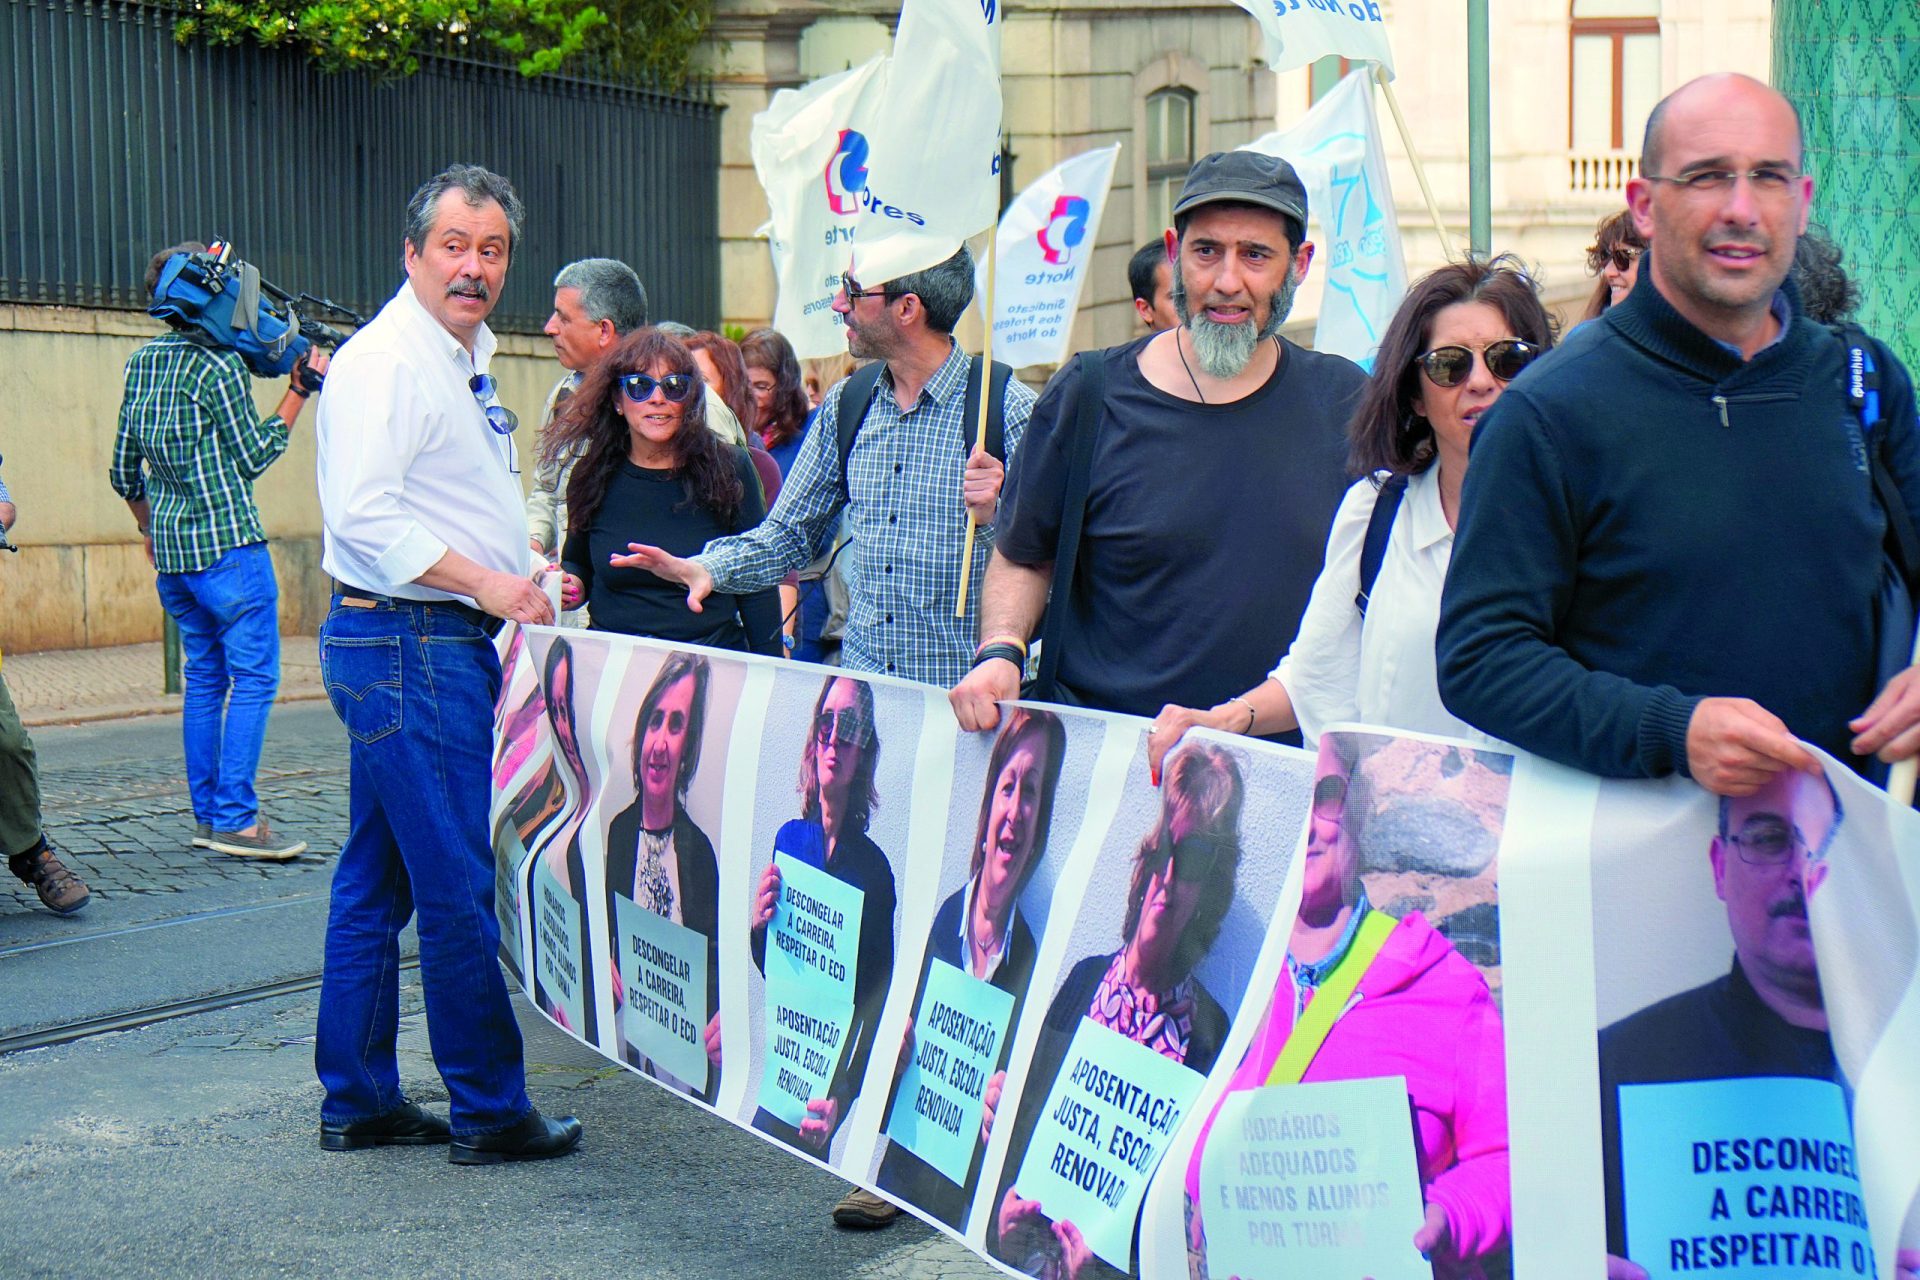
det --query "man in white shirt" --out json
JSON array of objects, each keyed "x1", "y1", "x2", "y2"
[{"x1": 313, "y1": 164, "x2": 580, "y2": 1165}]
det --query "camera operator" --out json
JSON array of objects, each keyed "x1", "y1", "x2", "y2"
[
  {"x1": 108, "y1": 240, "x2": 329, "y2": 863},
  {"x1": 0, "y1": 458, "x2": 92, "y2": 915}
]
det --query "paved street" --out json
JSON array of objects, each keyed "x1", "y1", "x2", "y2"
[{"x1": 0, "y1": 704, "x2": 997, "y2": 1279}]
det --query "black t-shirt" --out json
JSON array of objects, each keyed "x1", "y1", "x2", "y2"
[
  {"x1": 997, "y1": 333, "x2": 1365, "y2": 717},
  {"x1": 562, "y1": 450, "x2": 781, "y2": 654}
]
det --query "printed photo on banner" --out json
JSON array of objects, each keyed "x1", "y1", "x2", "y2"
[
  {"x1": 1590, "y1": 763, "x2": 1917, "y2": 1280},
  {"x1": 737, "y1": 669, "x2": 919, "y2": 1166},
  {"x1": 1173, "y1": 729, "x2": 1516, "y2": 1280},
  {"x1": 595, "y1": 645, "x2": 750, "y2": 1105},
  {"x1": 522, "y1": 632, "x2": 618, "y2": 1047},
  {"x1": 867, "y1": 708, "x2": 1104, "y2": 1233},
  {"x1": 985, "y1": 729, "x2": 1309, "y2": 1279},
  {"x1": 490, "y1": 626, "x2": 548, "y2": 982}
]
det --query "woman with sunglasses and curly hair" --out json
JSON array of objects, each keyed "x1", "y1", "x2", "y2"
[
  {"x1": 1579, "y1": 209, "x2": 1647, "y2": 324},
  {"x1": 988, "y1": 739, "x2": 1242, "y2": 1280},
  {"x1": 544, "y1": 328, "x2": 782, "y2": 655},
  {"x1": 1148, "y1": 257, "x2": 1554, "y2": 768}
]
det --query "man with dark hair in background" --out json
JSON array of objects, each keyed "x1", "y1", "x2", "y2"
[
  {"x1": 615, "y1": 244, "x2": 1036, "y2": 690},
  {"x1": 0, "y1": 458, "x2": 91, "y2": 916},
  {"x1": 1127, "y1": 239, "x2": 1179, "y2": 333},
  {"x1": 110, "y1": 240, "x2": 329, "y2": 861},
  {"x1": 953, "y1": 151, "x2": 1364, "y2": 730},
  {"x1": 313, "y1": 163, "x2": 579, "y2": 1166}
]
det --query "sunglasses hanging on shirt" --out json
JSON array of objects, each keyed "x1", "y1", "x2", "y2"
[{"x1": 467, "y1": 373, "x2": 519, "y2": 436}]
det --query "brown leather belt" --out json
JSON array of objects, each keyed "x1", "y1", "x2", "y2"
[{"x1": 331, "y1": 581, "x2": 504, "y2": 638}]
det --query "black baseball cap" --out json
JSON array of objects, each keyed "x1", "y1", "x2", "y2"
[{"x1": 1172, "y1": 151, "x2": 1310, "y2": 234}]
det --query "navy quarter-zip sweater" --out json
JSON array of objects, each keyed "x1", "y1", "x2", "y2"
[{"x1": 1436, "y1": 259, "x2": 1920, "y2": 777}]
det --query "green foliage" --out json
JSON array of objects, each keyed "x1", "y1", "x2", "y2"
[
  {"x1": 170, "y1": 0, "x2": 711, "y2": 89},
  {"x1": 720, "y1": 322, "x2": 747, "y2": 343}
]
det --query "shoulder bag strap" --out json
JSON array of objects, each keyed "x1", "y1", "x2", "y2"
[
  {"x1": 834, "y1": 361, "x2": 889, "y2": 506},
  {"x1": 1264, "y1": 910, "x2": 1396, "y2": 1088},
  {"x1": 1354, "y1": 473, "x2": 1410, "y2": 619},
  {"x1": 1031, "y1": 350, "x2": 1107, "y2": 700}
]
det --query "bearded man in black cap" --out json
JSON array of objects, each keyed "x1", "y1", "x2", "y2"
[{"x1": 952, "y1": 150, "x2": 1366, "y2": 732}]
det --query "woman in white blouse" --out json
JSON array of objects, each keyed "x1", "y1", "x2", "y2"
[{"x1": 1148, "y1": 257, "x2": 1555, "y2": 768}]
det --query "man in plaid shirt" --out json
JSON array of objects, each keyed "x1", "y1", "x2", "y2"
[
  {"x1": 109, "y1": 242, "x2": 328, "y2": 861},
  {"x1": 614, "y1": 245, "x2": 1035, "y2": 688}
]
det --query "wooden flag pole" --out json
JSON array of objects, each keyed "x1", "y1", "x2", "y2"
[
  {"x1": 1373, "y1": 64, "x2": 1457, "y2": 260},
  {"x1": 955, "y1": 231, "x2": 997, "y2": 619},
  {"x1": 1889, "y1": 626, "x2": 1920, "y2": 805}
]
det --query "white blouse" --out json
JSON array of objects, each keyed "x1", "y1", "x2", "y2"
[{"x1": 1272, "y1": 469, "x2": 1497, "y2": 749}]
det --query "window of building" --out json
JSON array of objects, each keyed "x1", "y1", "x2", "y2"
[
  {"x1": 1143, "y1": 87, "x2": 1196, "y2": 237},
  {"x1": 1309, "y1": 56, "x2": 1351, "y2": 106},
  {"x1": 1570, "y1": 0, "x2": 1660, "y2": 152}
]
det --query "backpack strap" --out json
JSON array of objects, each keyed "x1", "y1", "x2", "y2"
[
  {"x1": 1030, "y1": 350, "x2": 1107, "y2": 701},
  {"x1": 1354, "y1": 473, "x2": 1410, "y2": 618},
  {"x1": 1264, "y1": 910, "x2": 1396, "y2": 1087},
  {"x1": 1835, "y1": 324, "x2": 1920, "y2": 596},
  {"x1": 834, "y1": 361, "x2": 889, "y2": 506}
]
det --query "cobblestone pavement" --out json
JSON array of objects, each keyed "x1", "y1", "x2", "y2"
[
  {"x1": 3, "y1": 702, "x2": 347, "y2": 913},
  {"x1": 4, "y1": 637, "x2": 326, "y2": 727}
]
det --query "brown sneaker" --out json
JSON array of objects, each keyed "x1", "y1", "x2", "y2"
[
  {"x1": 831, "y1": 1187, "x2": 900, "y2": 1229},
  {"x1": 204, "y1": 821, "x2": 307, "y2": 861},
  {"x1": 10, "y1": 842, "x2": 91, "y2": 916}
]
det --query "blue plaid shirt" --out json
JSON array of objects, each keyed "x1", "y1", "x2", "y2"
[{"x1": 696, "y1": 342, "x2": 1034, "y2": 687}]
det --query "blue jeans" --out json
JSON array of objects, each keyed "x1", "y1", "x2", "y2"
[
  {"x1": 314, "y1": 598, "x2": 530, "y2": 1136},
  {"x1": 154, "y1": 542, "x2": 280, "y2": 832}
]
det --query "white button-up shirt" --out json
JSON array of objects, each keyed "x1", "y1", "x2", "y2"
[
  {"x1": 316, "y1": 281, "x2": 528, "y2": 603},
  {"x1": 1273, "y1": 468, "x2": 1497, "y2": 749}
]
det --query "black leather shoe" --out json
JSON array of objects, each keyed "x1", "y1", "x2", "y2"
[
  {"x1": 319, "y1": 1102, "x2": 452, "y2": 1152},
  {"x1": 447, "y1": 1108, "x2": 583, "y2": 1166}
]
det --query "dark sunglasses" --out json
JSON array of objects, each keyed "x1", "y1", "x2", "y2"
[
  {"x1": 467, "y1": 373, "x2": 519, "y2": 436},
  {"x1": 814, "y1": 708, "x2": 872, "y2": 748},
  {"x1": 840, "y1": 272, "x2": 904, "y2": 303},
  {"x1": 1414, "y1": 339, "x2": 1542, "y2": 388},
  {"x1": 1154, "y1": 827, "x2": 1223, "y2": 886},
  {"x1": 619, "y1": 372, "x2": 697, "y2": 404},
  {"x1": 1601, "y1": 247, "x2": 1641, "y2": 273}
]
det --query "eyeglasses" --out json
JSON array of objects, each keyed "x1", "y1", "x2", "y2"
[
  {"x1": 1414, "y1": 339, "x2": 1543, "y2": 388},
  {"x1": 840, "y1": 272, "x2": 904, "y2": 303},
  {"x1": 467, "y1": 373, "x2": 519, "y2": 436},
  {"x1": 1643, "y1": 168, "x2": 1804, "y2": 198},
  {"x1": 1592, "y1": 246, "x2": 1641, "y2": 274},
  {"x1": 1725, "y1": 818, "x2": 1814, "y2": 867},
  {"x1": 1153, "y1": 827, "x2": 1223, "y2": 886},
  {"x1": 814, "y1": 708, "x2": 872, "y2": 749},
  {"x1": 619, "y1": 372, "x2": 696, "y2": 404}
]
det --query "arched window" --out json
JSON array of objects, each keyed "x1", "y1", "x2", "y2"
[{"x1": 1143, "y1": 87, "x2": 1197, "y2": 237}]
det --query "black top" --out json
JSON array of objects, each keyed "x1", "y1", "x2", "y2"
[
  {"x1": 875, "y1": 884, "x2": 1040, "y2": 1229},
  {"x1": 750, "y1": 819, "x2": 898, "y2": 1150},
  {"x1": 1437, "y1": 263, "x2": 1920, "y2": 776},
  {"x1": 1597, "y1": 960, "x2": 1838, "y2": 1258},
  {"x1": 996, "y1": 334, "x2": 1363, "y2": 718},
  {"x1": 987, "y1": 950, "x2": 1228, "y2": 1278},
  {"x1": 563, "y1": 449, "x2": 782, "y2": 655},
  {"x1": 603, "y1": 802, "x2": 721, "y2": 1104}
]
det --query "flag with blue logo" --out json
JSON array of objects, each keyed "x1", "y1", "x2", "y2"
[
  {"x1": 849, "y1": 0, "x2": 1004, "y2": 288},
  {"x1": 750, "y1": 55, "x2": 893, "y2": 358},
  {"x1": 1242, "y1": 69, "x2": 1407, "y2": 370},
  {"x1": 1228, "y1": 0, "x2": 1396, "y2": 79},
  {"x1": 978, "y1": 144, "x2": 1120, "y2": 369}
]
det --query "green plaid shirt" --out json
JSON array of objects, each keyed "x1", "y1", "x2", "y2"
[{"x1": 110, "y1": 333, "x2": 289, "y2": 573}]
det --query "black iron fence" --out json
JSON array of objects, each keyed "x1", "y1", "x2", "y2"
[{"x1": 0, "y1": 0, "x2": 721, "y2": 332}]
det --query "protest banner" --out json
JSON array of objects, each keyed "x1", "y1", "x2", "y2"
[
  {"x1": 1227, "y1": 0, "x2": 1396, "y2": 79},
  {"x1": 849, "y1": 0, "x2": 1004, "y2": 289},
  {"x1": 980, "y1": 145, "x2": 1120, "y2": 370},
  {"x1": 750, "y1": 56, "x2": 892, "y2": 359},
  {"x1": 492, "y1": 630, "x2": 1920, "y2": 1280},
  {"x1": 1243, "y1": 70, "x2": 1407, "y2": 369},
  {"x1": 1197, "y1": 1077, "x2": 1428, "y2": 1280}
]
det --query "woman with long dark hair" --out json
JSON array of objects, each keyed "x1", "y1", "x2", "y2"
[
  {"x1": 1148, "y1": 257, "x2": 1555, "y2": 763},
  {"x1": 741, "y1": 327, "x2": 814, "y2": 472},
  {"x1": 546, "y1": 328, "x2": 781, "y2": 655},
  {"x1": 685, "y1": 331, "x2": 757, "y2": 439},
  {"x1": 1579, "y1": 209, "x2": 1647, "y2": 324}
]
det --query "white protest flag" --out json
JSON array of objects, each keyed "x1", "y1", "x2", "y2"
[
  {"x1": 1243, "y1": 69, "x2": 1407, "y2": 369},
  {"x1": 1227, "y1": 0, "x2": 1395, "y2": 79},
  {"x1": 750, "y1": 55, "x2": 892, "y2": 359},
  {"x1": 978, "y1": 143, "x2": 1120, "y2": 369},
  {"x1": 848, "y1": 0, "x2": 1004, "y2": 288}
]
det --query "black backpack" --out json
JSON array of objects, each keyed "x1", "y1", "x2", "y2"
[{"x1": 832, "y1": 356, "x2": 1013, "y2": 503}]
